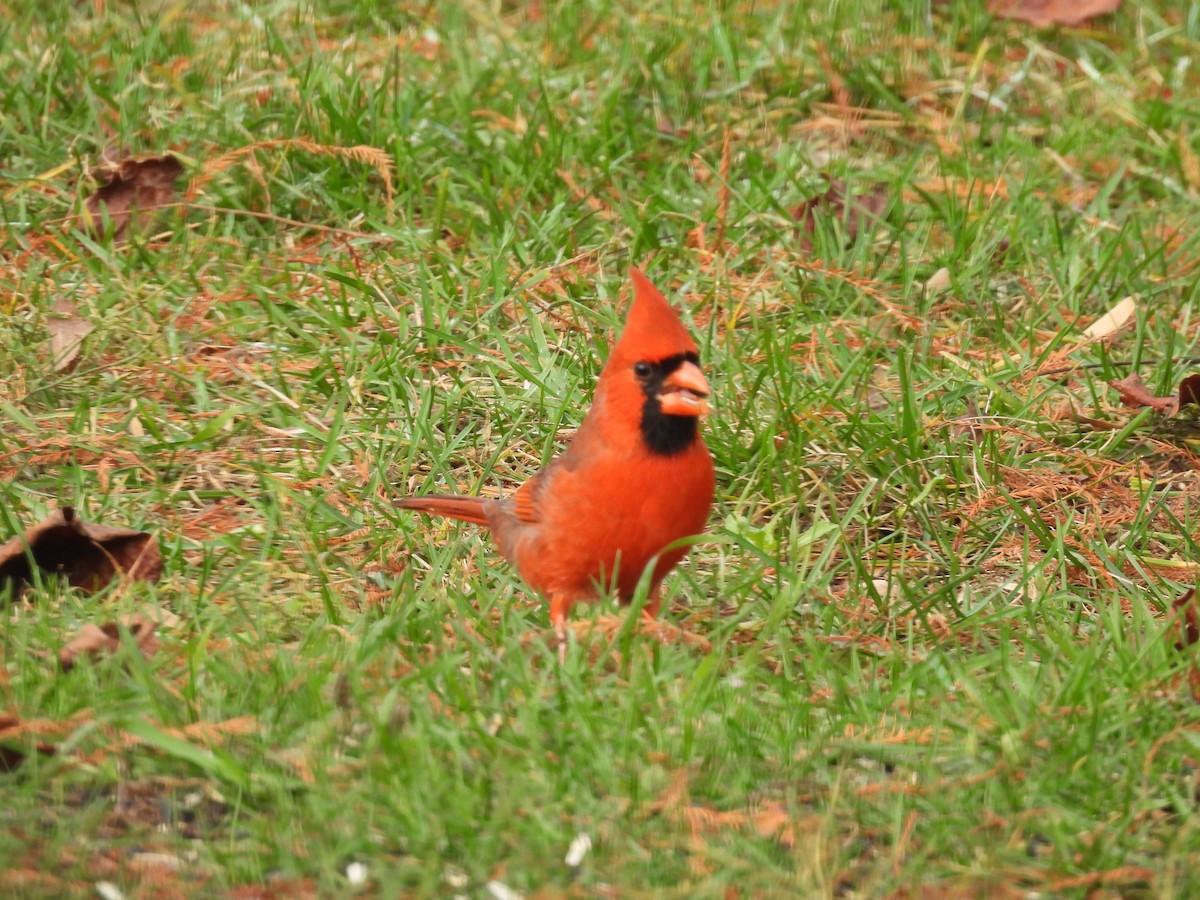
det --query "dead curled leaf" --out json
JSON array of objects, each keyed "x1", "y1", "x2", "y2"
[
  {"x1": 0, "y1": 713, "x2": 58, "y2": 772},
  {"x1": 0, "y1": 507, "x2": 163, "y2": 600},
  {"x1": 46, "y1": 299, "x2": 96, "y2": 373},
  {"x1": 1180, "y1": 375, "x2": 1200, "y2": 408},
  {"x1": 1110, "y1": 373, "x2": 1200, "y2": 418},
  {"x1": 1110, "y1": 374, "x2": 1175, "y2": 414},
  {"x1": 80, "y1": 152, "x2": 183, "y2": 241},
  {"x1": 59, "y1": 615, "x2": 159, "y2": 671},
  {"x1": 988, "y1": 0, "x2": 1121, "y2": 28},
  {"x1": 791, "y1": 178, "x2": 891, "y2": 252},
  {"x1": 1173, "y1": 588, "x2": 1200, "y2": 651}
]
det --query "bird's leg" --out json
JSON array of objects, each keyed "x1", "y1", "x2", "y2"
[
  {"x1": 642, "y1": 589, "x2": 666, "y2": 642},
  {"x1": 642, "y1": 589, "x2": 662, "y2": 621},
  {"x1": 550, "y1": 594, "x2": 570, "y2": 663}
]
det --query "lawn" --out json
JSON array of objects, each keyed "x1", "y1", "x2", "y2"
[{"x1": 3, "y1": 0, "x2": 1200, "y2": 896}]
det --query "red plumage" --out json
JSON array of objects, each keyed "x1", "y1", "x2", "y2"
[{"x1": 396, "y1": 268, "x2": 715, "y2": 644}]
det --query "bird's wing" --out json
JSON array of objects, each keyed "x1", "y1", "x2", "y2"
[
  {"x1": 499, "y1": 428, "x2": 594, "y2": 527},
  {"x1": 508, "y1": 476, "x2": 544, "y2": 525}
]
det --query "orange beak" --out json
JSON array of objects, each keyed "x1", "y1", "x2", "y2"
[{"x1": 658, "y1": 360, "x2": 711, "y2": 417}]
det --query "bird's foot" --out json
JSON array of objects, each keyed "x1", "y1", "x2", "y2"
[
  {"x1": 555, "y1": 618, "x2": 568, "y2": 664},
  {"x1": 549, "y1": 595, "x2": 571, "y2": 664},
  {"x1": 638, "y1": 616, "x2": 712, "y2": 651}
]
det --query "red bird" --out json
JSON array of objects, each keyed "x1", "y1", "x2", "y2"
[{"x1": 395, "y1": 267, "x2": 715, "y2": 647}]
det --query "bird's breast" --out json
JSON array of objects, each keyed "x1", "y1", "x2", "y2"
[{"x1": 500, "y1": 441, "x2": 714, "y2": 601}]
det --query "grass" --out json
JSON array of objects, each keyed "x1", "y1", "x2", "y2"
[{"x1": 3, "y1": 0, "x2": 1200, "y2": 896}]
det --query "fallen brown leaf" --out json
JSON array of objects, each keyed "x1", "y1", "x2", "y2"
[
  {"x1": 0, "y1": 712, "x2": 58, "y2": 772},
  {"x1": 46, "y1": 299, "x2": 95, "y2": 373},
  {"x1": 1178, "y1": 374, "x2": 1200, "y2": 409},
  {"x1": 656, "y1": 117, "x2": 691, "y2": 139},
  {"x1": 792, "y1": 178, "x2": 891, "y2": 252},
  {"x1": 1172, "y1": 588, "x2": 1199, "y2": 651},
  {"x1": 0, "y1": 507, "x2": 163, "y2": 599},
  {"x1": 81, "y1": 152, "x2": 183, "y2": 241},
  {"x1": 1079, "y1": 296, "x2": 1136, "y2": 343},
  {"x1": 988, "y1": 0, "x2": 1121, "y2": 28},
  {"x1": 1110, "y1": 372, "x2": 1200, "y2": 418},
  {"x1": 923, "y1": 266, "x2": 952, "y2": 294},
  {"x1": 59, "y1": 615, "x2": 159, "y2": 671},
  {"x1": 1111, "y1": 373, "x2": 1174, "y2": 413}
]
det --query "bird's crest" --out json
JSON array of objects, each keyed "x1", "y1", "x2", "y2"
[{"x1": 607, "y1": 268, "x2": 698, "y2": 367}]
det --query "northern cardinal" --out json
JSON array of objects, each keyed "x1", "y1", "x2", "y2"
[{"x1": 395, "y1": 267, "x2": 714, "y2": 647}]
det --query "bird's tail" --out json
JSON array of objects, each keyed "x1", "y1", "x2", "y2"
[{"x1": 394, "y1": 495, "x2": 491, "y2": 526}]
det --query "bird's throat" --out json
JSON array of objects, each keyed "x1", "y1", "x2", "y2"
[{"x1": 639, "y1": 402, "x2": 700, "y2": 456}]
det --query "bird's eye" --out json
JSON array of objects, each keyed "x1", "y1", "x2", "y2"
[{"x1": 633, "y1": 361, "x2": 652, "y2": 378}]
